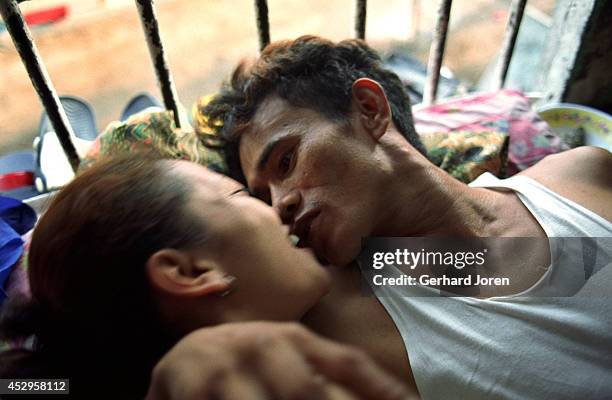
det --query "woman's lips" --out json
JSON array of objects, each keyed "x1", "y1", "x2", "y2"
[
  {"x1": 307, "y1": 213, "x2": 321, "y2": 250},
  {"x1": 292, "y1": 209, "x2": 321, "y2": 248},
  {"x1": 293, "y1": 215, "x2": 332, "y2": 267},
  {"x1": 307, "y1": 216, "x2": 331, "y2": 265}
]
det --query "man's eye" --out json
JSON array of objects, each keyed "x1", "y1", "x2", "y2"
[
  {"x1": 278, "y1": 149, "x2": 294, "y2": 175},
  {"x1": 250, "y1": 188, "x2": 271, "y2": 205}
]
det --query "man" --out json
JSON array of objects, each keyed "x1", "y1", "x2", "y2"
[{"x1": 149, "y1": 36, "x2": 612, "y2": 399}]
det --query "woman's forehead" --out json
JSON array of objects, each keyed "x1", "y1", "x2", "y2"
[{"x1": 171, "y1": 160, "x2": 243, "y2": 194}]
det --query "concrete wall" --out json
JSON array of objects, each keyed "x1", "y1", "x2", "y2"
[
  {"x1": 538, "y1": 0, "x2": 612, "y2": 113},
  {"x1": 563, "y1": 0, "x2": 612, "y2": 113}
]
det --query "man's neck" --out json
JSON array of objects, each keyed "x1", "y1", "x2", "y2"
[{"x1": 373, "y1": 143, "x2": 501, "y2": 238}]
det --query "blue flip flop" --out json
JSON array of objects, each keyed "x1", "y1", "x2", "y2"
[{"x1": 120, "y1": 92, "x2": 163, "y2": 121}]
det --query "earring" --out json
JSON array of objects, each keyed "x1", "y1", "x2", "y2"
[{"x1": 218, "y1": 275, "x2": 237, "y2": 297}]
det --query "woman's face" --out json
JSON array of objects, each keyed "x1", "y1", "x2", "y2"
[{"x1": 172, "y1": 161, "x2": 331, "y2": 321}]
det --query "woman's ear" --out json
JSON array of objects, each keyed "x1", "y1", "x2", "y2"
[
  {"x1": 351, "y1": 78, "x2": 392, "y2": 141},
  {"x1": 146, "y1": 249, "x2": 232, "y2": 298}
]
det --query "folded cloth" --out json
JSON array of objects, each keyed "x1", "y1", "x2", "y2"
[
  {"x1": 81, "y1": 110, "x2": 226, "y2": 173},
  {"x1": 413, "y1": 90, "x2": 569, "y2": 175},
  {"x1": 0, "y1": 196, "x2": 36, "y2": 304}
]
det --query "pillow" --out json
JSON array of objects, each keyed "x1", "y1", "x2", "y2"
[
  {"x1": 413, "y1": 89, "x2": 569, "y2": 176},
  {"x1": 422, "y1": 130, "x2": 508, "y2": 183},
  {"x1": 81, "y1": 110, "x2": 226, "y2": 173}
]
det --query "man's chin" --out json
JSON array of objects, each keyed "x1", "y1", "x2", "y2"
[{"x1": 323, "y1": 241, "x2": 362, "y2": 268}]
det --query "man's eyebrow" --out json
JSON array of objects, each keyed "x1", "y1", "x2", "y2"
[{"x1": 255, "y1": 133, "x2": 294, "y2": 172}]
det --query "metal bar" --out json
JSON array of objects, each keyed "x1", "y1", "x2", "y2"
[
  {"x1": 355, "y1": 0, "x2": 367, "y2": 40},
  {"x1": 254, "y1": 0, "x2": 270, "y2": 51},
  {"x1": 0, "y1": 0, "x2": 80, "y2": 172},
  {"x1": 422, "y1": 0, "x2": 453, "y2": 106},
  {"x1": 255, "y1": 0, "x2": 270, "y2": 51},
  {"x1": 135, "y1": 0, "x2": 182, "y2": 128},
  {"x1": 494, "y1": 0, "x2": 527, "y2": 89}
]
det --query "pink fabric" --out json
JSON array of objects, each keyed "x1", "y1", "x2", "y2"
[{"x1": 414, "y1": 90, "x2": 569, "y2": 175}]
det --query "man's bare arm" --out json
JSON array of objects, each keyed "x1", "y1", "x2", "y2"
[
  {"x1": 146, "y1": 322, "x2": 418, "y2": 400},
  {"x1": 520, "y1": 146, "x2": 612, "y2": 221}
]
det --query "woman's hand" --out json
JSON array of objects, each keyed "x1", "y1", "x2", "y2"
[{"x1": 146, "y1": 321, "x2": 417, "y2": 400}]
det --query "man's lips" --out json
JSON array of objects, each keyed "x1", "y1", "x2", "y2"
[{"x1": 291, "y1": 209, "x2": 321, "y2": 249}]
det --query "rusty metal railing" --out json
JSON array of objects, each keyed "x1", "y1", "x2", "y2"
[
  {"x1": 135, "y1": 0, "x2": 182, "y2": 129},
  {"x1": 494, "y1": 0, "x2": 527, "y2": 89},
  {"x1": 1, "y1": 0, "x2": 531, "y2": 171},
  {"x1": 255, "y1": 0, "x2": 271, "y2": 51},
  {"x1": 0, "y1": 0, "x2": 185, "y2": 170},
  {"x1": 0, "y1": 0, "x2": 80, "y2": 172},
  {"x1": 423, "y1": 0, "x2": 528, "y2": 105},
  {"x1": 422, "y1": 0, "x2": 453, "y2": 106},
  {"x1": 355, "y1": 0, "x2": 367, "y2": 40}
]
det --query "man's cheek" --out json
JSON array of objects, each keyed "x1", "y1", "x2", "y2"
[{"x1": 308, "y1": 144, "x2": 352, "y2": 183}]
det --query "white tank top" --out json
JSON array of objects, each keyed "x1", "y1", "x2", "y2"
[{"x1": 362, "y1": 173, "x2": 612, "y2": 400}]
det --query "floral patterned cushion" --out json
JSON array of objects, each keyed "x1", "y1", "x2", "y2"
[
  {"x1": 81, "y1": 110, "x2": 226, "y2": 173},
  {"x1": 413, "y1": 89, "x2": 569, "y2": 176},
  {"x1": 422, "y1": 130, "x2": 508, "y2": 183}
]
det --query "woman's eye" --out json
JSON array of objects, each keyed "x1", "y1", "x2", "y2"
[
  {"x1": 229, "y1": 187, "x2": 252, "y2": 197},
  {"x1": 278, "y1": 149, "x2": 294, "y2": 175}
]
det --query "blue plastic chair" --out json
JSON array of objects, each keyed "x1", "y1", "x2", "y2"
[
  {"x1": 35, "y1": 95, "x2": 98, "y2": 193},
  {"x1": 120, "y1": 92, "x2": 163, "y2": 121}
]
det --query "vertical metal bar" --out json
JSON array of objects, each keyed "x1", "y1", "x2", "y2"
[
  {"x1": 355, "y1": 0, "x2": 367, "y2": 40},
  {"x1": 135, "y1": 0, "x2": 182, "y2": 128},
  {"x1": 254, "y1": 0, "x2": 270, "y2": 51},
  {"x1": 494, "y1": 0, "x2": 527, "y2": 89},
  {"x1": 422, "y1": 0, "x2": 453, "y2": 106},
  {"x1": 0, "y1": 0, "x2": 80, "y2": 172}
]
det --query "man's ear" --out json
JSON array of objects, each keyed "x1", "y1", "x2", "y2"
[
  {"x1": 351, "y1": 78, "x2": 391, "y2": 141},
  {"x1": 146, "y1": 249, "x2": 231, "y2": 298}
]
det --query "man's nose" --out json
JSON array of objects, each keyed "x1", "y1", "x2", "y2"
[{"x1": 274, "y1": 190, "x2": 301, "y2": 224}]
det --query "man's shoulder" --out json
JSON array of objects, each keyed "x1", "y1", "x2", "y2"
[
  {"x1": 519, "y1": 146, "x2": 612, "y2": 220},
  {"x1": 520, "y1": 146, "x2": 611, "y2": 187}
]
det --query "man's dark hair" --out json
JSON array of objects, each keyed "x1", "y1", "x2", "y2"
[{"x1": 203, "y1": 35, "x2": 427, "y2": 182}]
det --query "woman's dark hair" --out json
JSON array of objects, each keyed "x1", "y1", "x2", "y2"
[
  {"x1": 202, "y1": 35, "x2": 427, "y2": 183},
  {"x1": 0, "y1": 154, "x2": 208, "y2": 397}
]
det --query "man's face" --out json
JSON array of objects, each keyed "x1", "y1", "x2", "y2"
[{"x1": 239, "y1": 95, "x2": 389, "y2": 267}]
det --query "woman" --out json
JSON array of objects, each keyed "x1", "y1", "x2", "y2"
[{"x1": 0, "y1": 154, "x2": 334, "y2": 397}]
